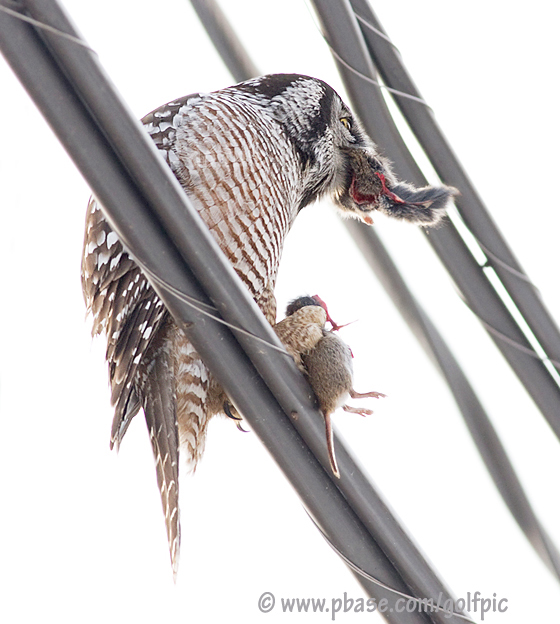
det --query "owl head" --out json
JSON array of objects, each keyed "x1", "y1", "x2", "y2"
[{"x1": 237, "y1": 73, "x2": 455, "y2": 226}]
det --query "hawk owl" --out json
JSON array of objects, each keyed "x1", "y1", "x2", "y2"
[{"x1": 81, "y1": 73, "x2": 454, "y2": 574}]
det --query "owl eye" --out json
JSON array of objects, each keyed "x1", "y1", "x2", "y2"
[{"x1": 340, "y1": 117, "x2": 353, "y2": 131}]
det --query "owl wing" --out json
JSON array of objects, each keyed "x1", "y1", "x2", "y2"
[{"x1": 81, "y1": 195, "x2": 169, "y2": 447}]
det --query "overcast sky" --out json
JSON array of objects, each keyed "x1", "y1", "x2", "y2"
[{"x1": 1, "y1": 1, "x2": 559, "y2": 622}]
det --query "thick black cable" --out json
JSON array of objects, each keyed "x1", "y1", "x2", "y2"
[
  {"x1": 189, "y1": 0, "x2": 260, "y2": 82},
  {"x1": 0, "y1": 1, "x2": 448, "y2": 620}
]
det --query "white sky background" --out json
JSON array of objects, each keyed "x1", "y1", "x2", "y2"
[{"x1": 1, "y1": 0, "x2": 559, "y2": 622}]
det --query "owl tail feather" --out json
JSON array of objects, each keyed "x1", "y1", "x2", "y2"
[{"x1": 142, "y1": 351, "x2": 181, "y2": 580}]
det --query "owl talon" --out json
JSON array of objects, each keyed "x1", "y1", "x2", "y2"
[
  {"x1": 224, "y1": 401, "x2": 249, "y2": 433},
  {"x1": 223, "y1": 401, "x2": 242, "y2": 421},
  {"x1": 236, "y1": 422, "x2": 250, "y2": 434}
]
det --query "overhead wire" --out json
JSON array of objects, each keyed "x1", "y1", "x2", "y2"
[{"x1": 0, "y1": 2, "x2": 94, "y2": 49}]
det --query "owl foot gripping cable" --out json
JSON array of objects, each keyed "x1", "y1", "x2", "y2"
[{"x1": 81, "y1": 74, "x2": 455, "y2": 574}]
